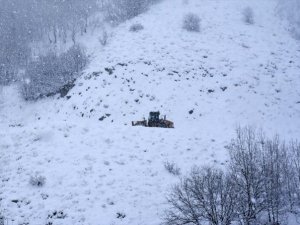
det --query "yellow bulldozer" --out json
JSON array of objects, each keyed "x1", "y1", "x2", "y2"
[{"x1": 132, "y1": 111, "x2": 174, "y2": 128}]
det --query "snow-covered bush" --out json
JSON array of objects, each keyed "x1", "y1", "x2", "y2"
[
  {"x1": 21, "y1": 45, "x2": 88, "y2": 100},
  {"x1": 30, "y1": 175, "x2": 46, "y2": 187},
  {"x1": 129, "y1": 23, "x2": 144, "y2": 32},
  {"x1": 243, "y1": 7, "x2": 254, "y2": 25},
  {"x1": 278, "y1": 0, "x2": 300, "y2": 39},
  {"x1": 164, "y1": 161, "x2": 181, "y2": 176},
  {"x1": 183, "y1": 13, "x2": 200, "y2": 32}
]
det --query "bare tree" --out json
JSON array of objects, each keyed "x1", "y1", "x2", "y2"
[
  {"x1": 164, "y1": 127, "x2": 300, "y2": 225},
  {"x1": 164, "y1": 167, "x2": 237, "y2": 225},
  {"x1": 261, "y1": 137, "x2": 287, "y2": 224},
  {"x1": 228, "y1": 127, "x2": 265, "y2": 225},
  {"x1": 164, "y1": 179, "x2": 202, "y2": 225},
  {"x1": 288, "y1": 141, "x2": 300, "y2": 211}
]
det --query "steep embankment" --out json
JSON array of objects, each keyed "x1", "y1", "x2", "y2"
[{"x1": 1, "y1": 0, "x2": 300, "y2": 224}]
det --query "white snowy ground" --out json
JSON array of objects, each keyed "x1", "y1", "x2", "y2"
[{"x1": 1, "y1": 0, "x2": 300, "y2": 224}]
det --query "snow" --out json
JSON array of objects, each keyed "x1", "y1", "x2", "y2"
[{"x1": 1, "y1": 0, "x2": 300, "y2": 224}]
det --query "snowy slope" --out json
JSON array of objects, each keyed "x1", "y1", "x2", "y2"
[{"x1": 1, "y1": 0, "x2": 300, "y2": 224}]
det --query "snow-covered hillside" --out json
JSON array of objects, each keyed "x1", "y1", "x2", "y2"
[{"x1": 1, "y1": 0, "x2": 300, "y2": 224}]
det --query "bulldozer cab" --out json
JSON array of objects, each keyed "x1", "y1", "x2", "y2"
[
  {"x1": 132, "y1": 111, "x2": 174, "y2": 128},
  {"x1": 149, "y1": 111, "x2": 160, "y2": 122}
]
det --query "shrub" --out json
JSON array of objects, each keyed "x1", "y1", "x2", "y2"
[
  {"x1": 243, "y1": 7, "x2": 254, "y2": 25},
  {"x1": 129, "y1": 23, "x2": 144, "y2": 32},
  {"x1": 183, "y1": 13, "x2": 200, "y2": 32},
  {"x1": 30, "y1": 175, "x2": 46, "y2": 187},
  {"x1": 164, "y1": 161, "x2": 181, "y2": 176},
  {"x1": 278, "y1": 1, "x2": 300, "y2": 39},
  {"x1": 21, "y1": 44, "x2": 88, "y2": 100}
]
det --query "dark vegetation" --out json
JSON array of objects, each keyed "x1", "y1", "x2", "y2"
[
  {"x1": 21, "y1": 45, "x2": 88, "y2": 100},
  {"x1": 0, "y1": 0, "x2": 161, "y2": 99},
  {"x1": 102, "y1": 0, "x2": 161, "y2": 24}
]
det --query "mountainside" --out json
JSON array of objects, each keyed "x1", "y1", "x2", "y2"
[{"x1": 1, "y1": 0, "x2": 300, "y2": 224}]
